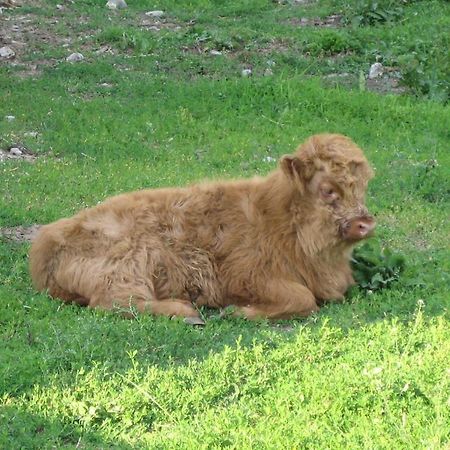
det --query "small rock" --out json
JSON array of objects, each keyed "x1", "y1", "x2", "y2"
[
  {"x1": 210, "y1": 50, "x2": 222, "y2": 56},
  {"x1": 241, "y1": 68, "x2": 252, "y2": 77},
  {"x1": 66, "y1": 52, "x2": 84, "y2": 62},
  {"x1": 145, "y1": 10, "x2": 164, "y2": 18},
  {"x1": 183, "y1": 316, "x2": 206, "y2": 326},
  {"x1": 264, "y1": 68, "x2": 273, "y2": 77},
  {"x1": 0, "y1": 46, "x2": 15, "y2": 58},
  {"x1": 56, "y1": 3, "x2": 63, "y2": 9},
  {"x1": 9, "y1": 147, "x2": 22, "y2": 156},
  {"x1": 106, "y1": 0, "x2": 127, "y2": 9},
  {"x1": 194, "y1": 149, "x2": 206, "y2": 160},
  {"x1": 263, "y1": 156, "x2": 276, "y2": 163},
  {"x1": 369, "y1": 62, "x2": 383, "y2": 79},
  {"x1": 5, "y1": 115, "x2": 15, "y2": 121}
]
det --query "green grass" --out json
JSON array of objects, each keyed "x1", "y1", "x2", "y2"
[{"x1": 1, "y1": 0, "x2": 449, "y2": 448}]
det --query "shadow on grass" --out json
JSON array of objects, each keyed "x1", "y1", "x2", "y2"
[
  {"x1": 0, "y1": 405, "x2": 134, "y2": 449},
  {"x1": 1, "y1": 280, "x2": 447, "y2": 395},
  {"x1": 1, "y1": 240, "x2": 447, "y2": 401}
]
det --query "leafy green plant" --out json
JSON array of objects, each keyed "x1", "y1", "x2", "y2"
[
  {"x1": 97, "y1": 26, "x2": 154, "y2": 53},
  {"x1": 352, "y1": 240, "x2": 405, "y2": 291},
  {"x1": 340, "y1": 0, "x2": 422, "y2": 26},
  {"x1": 398, "y1": 37, "x2": 450, "y2": 103},
  {"x1": 305, "y1": 30, "x2": 356, "y2": 56}
]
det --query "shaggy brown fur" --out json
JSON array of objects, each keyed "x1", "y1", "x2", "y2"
[{"x1": 30, "y1": 134, "x2": 375, "y2": 319}]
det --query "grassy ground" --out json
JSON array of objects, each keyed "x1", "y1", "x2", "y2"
[{"x1": 1, "y1": 0, "x2": 449, "y2": 448}]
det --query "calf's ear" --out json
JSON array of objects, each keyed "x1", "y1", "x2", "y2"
[
  {"x1": 280, "y1": 155, "x2": 301, "y2": 179},
  {"x1": 280, "y1": 155, "x2": 312, "y2": 192}
]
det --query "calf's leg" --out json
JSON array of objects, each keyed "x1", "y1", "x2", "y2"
[
  {"x1": 235, "y1": 279, "x2": 319, "y2": 320},
  {"x1": 90, "y1": 291, "x2": 199, "y2": 318}
]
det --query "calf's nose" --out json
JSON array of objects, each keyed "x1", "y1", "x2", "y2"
[{"x1": 346, "y1": 216, "x2": 376, "y2": 240}]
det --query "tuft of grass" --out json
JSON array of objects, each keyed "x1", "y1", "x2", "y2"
[
  {"x1": 97, "y1": 26, "x2": 155, "y2": 53},
  {"x1": 305, "y1": 29, "x2": 359, "y2": 56}
]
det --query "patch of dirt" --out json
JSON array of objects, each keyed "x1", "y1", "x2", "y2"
[
  {"x1": 0, "y1": 224, "x2": 41, "y2": 242},
  {"x1": 322, "y1": 71, "x2": 354, "y2": 85},
  {"x1": 0, "y1": 8, "x2": 96, "y2": 77},
  {"x1": 1, "y1": 14, "x2": 64, "y2": 50},
  {"x1": 10, "y1": 58, "x2": 58, "y2": 78},
  {"x1": 250, "y1": 39, "x2": 292, "y2": 55},
  {"x1": 93, "y1": 44, "x2": 117, "y2": 56},
  {"x1": 0, "y1": 144, "x2": 37, "y2": 162},
  {"x1": 288, "y1": 14, "x2": 343, "y2": 28},
  {"x1": 273, "y1": 0, "x2": 317, "y2": 5},
  {"x1": 366, "y1": 73, "x2": 407, "y2": 95},
  {"x1": 138, "y1": 13, "x2": 185, "y2": 32},
  {"x1": 322, "y1": 68, "x2": 407, "y2": 96},
  {"x1": 183, "y1": 37, "x2": 292, "y2": 59},
  {"x1": 0, "y1": 0, "x2": 21, "y2": 9}
]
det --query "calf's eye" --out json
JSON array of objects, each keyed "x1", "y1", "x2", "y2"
[{"x1": 320, "y1": 186, "x2": 340, "y2": 204}]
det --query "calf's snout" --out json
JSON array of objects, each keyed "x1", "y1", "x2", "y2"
[{"x1": 343, "y1": 216, "x2": 376, "y2": 241}]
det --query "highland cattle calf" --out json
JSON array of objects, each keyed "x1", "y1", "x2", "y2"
[{"x1": 30, "y1": 133, "x2": 375, "y2": 319}]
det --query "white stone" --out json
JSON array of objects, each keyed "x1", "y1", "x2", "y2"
[
  {"x1": 9, "y1": 147, "x2": 22, "y2": 156},
  {"x1": 369, "y1": 62, "x2": 383, "y2": 79},
  {"x1": 5, "y1": 115, "x2": 15, "y2": 121},
  {"x1": 145, "y1": 10, "x2": 164, "y2": 18},
  {"x1": 66, "y1": 52, "x2": 84, "y2": 62},
  {"x1": 0, "y1": 46, "x2": 15, "y2": 58},
  {"x1": 210, "y1": 50, "x2": 222, "y2": 56},
  {"x1": 241, "y1": 68, "x2": 252, "y2": 77},
  {"x1": 263, "y1": 156, "x2": 276, "y2": 163},
  {"x1": 264, "y1": 68, "x2": 273, "y2": 76},
  {"x1": 106, "y1": 0, "x2": 127, "y2": 9}
]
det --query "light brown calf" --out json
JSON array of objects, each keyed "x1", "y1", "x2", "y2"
[{"x1": 30, "y1": 134, "x2": 375, "y2": 320}]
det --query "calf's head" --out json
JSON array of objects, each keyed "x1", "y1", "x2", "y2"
[{"x1": 281, "y1": 133, "x2": 375, "y2": 242}]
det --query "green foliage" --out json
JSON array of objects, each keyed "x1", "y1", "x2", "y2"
[
  {"x1": 341, "y1": 0, "x2": 420, "y2": 26},
  {"x1": 352, "y1": 240, "x2": 405, "y2": 291},
  {"x1": 305, "y1": 30, "x2": 357, "y2": 56},
  {"x1": 97, "y1": 26, "x2": 155, "y2": 53},
  {"x1": 398, "y1": 36, "x2": 450, "y2": 103},
  {"x1": 186, "y1": 26, "x2": 238, "y2": 51}
]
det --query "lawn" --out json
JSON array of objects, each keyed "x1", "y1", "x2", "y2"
[{"x1": 0, "y1": 0, "x2": 449, "y2": 448}]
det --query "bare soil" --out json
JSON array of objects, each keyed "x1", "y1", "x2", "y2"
[
  {"x1": 288, "y1": 14, "x2": 343, "y2": 28},
  {"x1": 0, "y1": 224, "x2": 41, "y2": 242},
  {"x1": 0, "y1": 144, "x2": 37, "y2": 162}
]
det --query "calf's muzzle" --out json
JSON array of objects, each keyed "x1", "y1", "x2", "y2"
[{"x1": 342, "y1": 215, "x2": 376, "y2": 241}]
